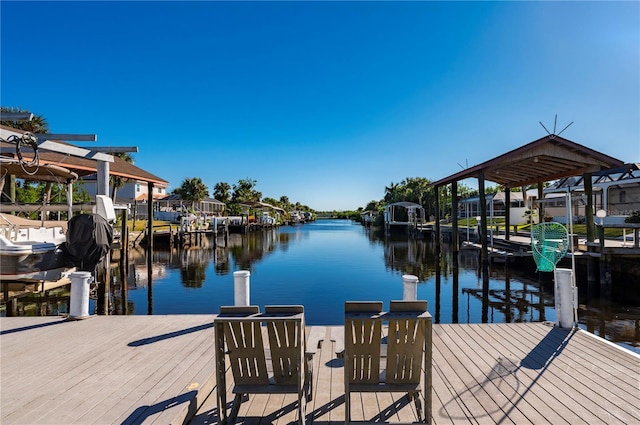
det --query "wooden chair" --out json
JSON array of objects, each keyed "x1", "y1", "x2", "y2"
[
  {"x1": 344, "y1": 300, "x2": 432, "y2": 424},
  {"x1": 214, "y1": 305, "x2": 311, "y2": 425}
]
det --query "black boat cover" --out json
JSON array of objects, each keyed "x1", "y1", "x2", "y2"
[{"x1": 61, "y1": 214, "x2": 113, "y2": 271}]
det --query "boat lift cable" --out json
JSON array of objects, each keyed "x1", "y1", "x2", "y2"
[{"x1": 3, "y1": 133, "x2": 40, "y2": 175}]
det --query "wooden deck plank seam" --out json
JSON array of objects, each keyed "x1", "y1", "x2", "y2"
[
  {"x1": 106, "y1": 324, "x2": 212, "y2": 424},
  {"x1": 435, "y1": 325, "x2": 526, "y2": 424},
  {"x1": 447, "y1": 323, "x2": 553, "y2": 425},
  {"x1": 465, "y1": 323, "x2": 579, "y2": 425},
  {"x1": 434, "y1": 325, "x2": 513, "y2": 423},
  {"x1": 470, "y1": 323, "x2": 621, "y2": 424},
  {"x1": 524, "y1": 321, "x2": 640, "y2": 372},
  {"x1": 501, "y1": 324, "x2": 640, "y2": 421},
  {"x1": 468, "y1": 324, "x2": 631, "y2": 424},
  {"x1": 431, "y1": 333, "x2": 486, "y2": 423}
]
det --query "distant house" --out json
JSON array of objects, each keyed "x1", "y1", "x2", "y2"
[
  {"x1": 154, "y1": 193, "x2": 226, "y2": 223},
  {"x1": 459, "y1": 190, "x2": 539, "y2": 225},
  {"x1": 80, "y1": 176, "x2": 169, "y2": 203},
  {"x1": 79, "y1": 175, "x2": 169, "y2": 220}
]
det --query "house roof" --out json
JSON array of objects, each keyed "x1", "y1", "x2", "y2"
[
  {"x1": 430, "y1": 134, "x2": 625, "y2": 188},
  {"x1": 0, "y1": 125, "x2": 168, "y2": 186}
]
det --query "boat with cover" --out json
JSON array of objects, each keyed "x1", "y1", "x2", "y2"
[{"x1": 0, "y1": 158, "x2": 77, "y2": 281}]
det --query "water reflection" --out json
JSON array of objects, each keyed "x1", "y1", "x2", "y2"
[
  {"x1": 379, "y1": 233, "x2": 441, "y2": 281},
  {"x1": 3, "y1": 220, "x2": 639, "y2": 353}
]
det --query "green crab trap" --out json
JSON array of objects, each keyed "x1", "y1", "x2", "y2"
[{"x1": 531, "y1": 222, "x2": 569, "y2": 272}]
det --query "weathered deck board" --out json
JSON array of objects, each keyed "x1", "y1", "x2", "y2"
[
  {"x1": 1, "y1": 317, "x2": 638, "y2": 425},
  {"x1": 463, "y1": 324, "x2": 579, "y2": 425},
  {"x1": 1, "y1": 316, "x2": 216, "y2": 425}
]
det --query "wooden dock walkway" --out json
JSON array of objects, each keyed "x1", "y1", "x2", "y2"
[{"x1": 1, "y1": 316, "x2": 638, "y2": 424}]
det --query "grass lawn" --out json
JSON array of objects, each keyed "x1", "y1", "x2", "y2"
[
  {"x1": 450, "y1": 218, "x2": 626, "y2": 238},
  {"x1": 114, "y1": 219, "x2": 173, "y2": 232}
]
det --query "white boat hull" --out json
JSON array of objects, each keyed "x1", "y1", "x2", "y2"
[{"x1": 0, "y1": 237, "x2": 66, "y2": 281}]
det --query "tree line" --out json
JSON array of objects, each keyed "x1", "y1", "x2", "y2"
[
  {"x1": 174, "y1": 176, "x2": 313, "y2": 216},
  {"x1": 358, "y1": 177, "x2": 480, "y2": 220}
]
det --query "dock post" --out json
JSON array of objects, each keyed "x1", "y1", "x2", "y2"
[
  {"x1": 69, "y1": 271, "x2": 94, "y2": 319},
  {"x1": 402, "y1": 274, "x2": 419, "y2": 301},
  {"x1": 598, "y1": 224, "x2": 612, "y2": 288},
  {"x1": 233, "y1": 270, "x2": 251, "y2": 306},
  {"x1": 554, "y1": 268, "x2": 577, "y2": 328},
  {"x1": 121, "y1": 208, "x2": 129, "y2": 263}
]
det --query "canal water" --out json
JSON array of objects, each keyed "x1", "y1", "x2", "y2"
[
  {"x1": 106, "y1": 219, "x2": 639, "y2": 354},
  {"x1": 4, "y1": 219, "x2": 639, "y2": 354}
]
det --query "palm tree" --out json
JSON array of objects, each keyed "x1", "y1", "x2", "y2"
[
  {"x1": 231, "y1": 178, "x2": 261, "y2": 203},
  {"x1": 1, "y1": 107, "x2": 48, "y2": 133},
  {"x1": 384, "y1": 182, "x2": 400, "y2": 203},
  {"x1": 174, "y1": 177, "x2": 210, "y2": 212},
  {"x1": 405, "y1": 177, "x2": 432, "y2": 207},
  {"x1": 213, "y1": 182, "x2": 231, "y2": 204}
]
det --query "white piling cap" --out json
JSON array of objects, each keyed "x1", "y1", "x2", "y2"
[{"x1": 402, "y1": 274, "x2": 419, "y2": 284}]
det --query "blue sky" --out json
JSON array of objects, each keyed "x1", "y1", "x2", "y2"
[{"x1": 2, "y1": 1, "x2": 638, "y2": 211}]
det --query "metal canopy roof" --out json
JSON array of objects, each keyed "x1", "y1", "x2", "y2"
[
  {"x1": 430, "y1": 134, "x2": 625, "y2": 188},
  {"x1": 384, "y1": 201, "x2": 424, "y2": 209}
]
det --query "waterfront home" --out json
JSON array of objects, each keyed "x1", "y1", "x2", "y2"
[
  {"x1": 78, "y1": 174, "x2": 169, "y2": 205},
  {"x1": 154, "y1": 193, "x2": 226, "y2": 223},
  {"x1": 458, "y1": 189, "x2": 539, "y2": 224},
  {"x1": 543, "y1": 163, "x2": 640, "y2": 224}
]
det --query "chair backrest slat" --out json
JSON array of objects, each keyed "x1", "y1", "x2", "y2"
[
  {"x1": 386, "y1": 300, "x2": 428, "y2": 384},
  {"x1": 265, "y1": 305, "x2": 305, "y2": 386},
  {"x1": 345, "y1": 301, "x2": 383, "y2": 384},
  {"x1": 386, "y1": 317, "x2": 425, "y2": 384},
  {"x1": 224, "y1": 319, "x2": 270, "y2": 386},
  {"x1": 267, "y1": 320, "x2": 301, "y2": 385}
]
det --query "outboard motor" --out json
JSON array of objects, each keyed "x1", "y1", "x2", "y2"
[{"x1": 62, "y1": 196, "x2": 115, "y2": 272}]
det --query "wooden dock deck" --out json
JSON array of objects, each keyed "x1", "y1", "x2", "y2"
[{"x1": 1, "y1": 316, "x2": 638, "y2": 424}]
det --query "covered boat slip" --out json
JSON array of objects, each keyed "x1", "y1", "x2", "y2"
[
  {"x1": 1, "y1": 315, "x2": 638, "y2": 424},
  {"x1": 429, "y1": 134, "x2": 627, "y2": 260}
]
